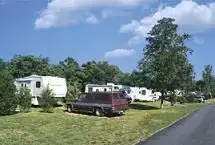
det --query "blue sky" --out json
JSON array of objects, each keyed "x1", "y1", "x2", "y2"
[{"x1": 1, "y1": 0, "x2": 215, "y2": 79}]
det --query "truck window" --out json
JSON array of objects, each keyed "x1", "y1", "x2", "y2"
[
  {"x1": 36, "y1": 81, "x2": 41, "y2": 88},
  {"x1": 119, "y1": 93, "x2": 126, "y2": 99},
  {"x1": 113, "y1": 93, "x2": 120, "y2": 100},
  {"x1": 78, "y1": 94, "x2": 86, "y2": 101},
  {"x1": 85, "y1": 93, "x2": 93, "y2": 102},
  {"x1": 94, "y1": 93, "x2": 111, "y2": 103}
]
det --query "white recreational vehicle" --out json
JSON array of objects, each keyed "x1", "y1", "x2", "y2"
[
  {"x1": 135, "y1": 87, "x2": 161, "y2": 101},
  {"x1": 84, "y1": 83, "x2": 161, "y2": 102},
  {"x1": 85, "y1": 83, "x2": 121, "y2": 93},
  {"x1": 14, "y1": 75, "x2": 67, "y2": 105}
]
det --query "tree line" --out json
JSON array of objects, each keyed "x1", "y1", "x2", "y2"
[{"x1": 0, "y1": 17, "x2": 215, "y2": 115}]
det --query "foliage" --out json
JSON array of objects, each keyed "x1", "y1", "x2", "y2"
[
  {"x1": 82, "y1": 61, "x2": 120, "y2": 86},
  {"x1": 177, "y1": 96, "x2": 187, "y2": 104},
  {"x1": 66, "y1": 81, "x2": 81, "y2": 102},
  {"x1": 60, "y1": 57, "x2": 85, "y2": 91},
  {"x1": 8, "y1": 55, "x2": 50, "y2": 78},
  {"x1": 39, "y1": 87, "x2": 56, "y2": 113},
  {"x1": 17, "y1": 87, "x2": 32, "y2": 112},
  {"x1": 138, "y1": 18, "x2": 193, "y2": 108},
  {"x1": 202, "y1": 65, "x2": 213, "y2": 98},
  {"x1": 0, "y1": 70, "x2": 18, "y2": 115},
  {"x1": 168, "y1": 93, "x2": 177, "y2": 106},
  {"x1": 185, "y1": 93, "x2": 197, "y2": 103}
]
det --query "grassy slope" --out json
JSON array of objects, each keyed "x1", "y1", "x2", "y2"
[{"x1": 0, "y1": 101, "x2": 211, "y2": 145}]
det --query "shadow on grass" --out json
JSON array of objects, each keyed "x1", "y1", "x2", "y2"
[{"x1": 129, "y1": 104, "x2": 160, "y2": 110}]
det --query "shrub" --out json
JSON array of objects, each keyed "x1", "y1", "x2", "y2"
[
  {"x1": 39, "y1": 87, "x2": 56, "y2": 113},
  {"x1": 169, "y1": 94, "x2": 177, "y2": 106},
  {"x1": 66, "y1": 82, "x2": 80, "y2": 103},
  {"x1": 0, "y1": 70, "x2": 18, "y2": 115},
  {"x1": 17, "y1": 87, "x2": 32, "y2": 112},
  {"x1": 177, "y1": 96, "x2": 187, "y2": 104},
  {"x1": 186, "y1": 93, "x2": 196, "y2": 103}
]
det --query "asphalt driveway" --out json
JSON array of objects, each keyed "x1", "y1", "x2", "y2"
[{"x1": 137, "y1": 105, "x2": 215, "y2": 145}]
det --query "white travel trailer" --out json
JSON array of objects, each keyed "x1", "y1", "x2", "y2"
[
  {"x1": 136, "y1": 87, "x2": 161, "y2": 101},
  {"x1": 85, "y1": 83, "x2": 121, "y2": 93},
  {"x1": 14, "y1": 75, "x2": 67, "y2": 105}
]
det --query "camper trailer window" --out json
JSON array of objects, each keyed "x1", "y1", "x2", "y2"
[
  {"x1": 104, "y1": 88, "x2": 107, "y2": 92},
  {"x1": 142, "y1": 90, "x2": 146, "y2": 95},
  {"x1": 88, "y1": 88, "x2": 93, "y2": 92},
  {"x1": 36, "y1": 82, "x2": 41, "y2": 88},
  {"x1": 21, "y1": 83, "x2": 24, "y2": 87}
]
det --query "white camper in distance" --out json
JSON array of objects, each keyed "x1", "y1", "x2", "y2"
[{"x1": 14, "y1": 75, "x2": 67, "y2": 105}]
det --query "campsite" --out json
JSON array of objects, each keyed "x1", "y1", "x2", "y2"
[{"x1": 2, "y1": 1, "x2": 215, "y2": 144}]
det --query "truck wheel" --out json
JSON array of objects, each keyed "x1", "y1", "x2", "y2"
[
  {"x1": 67, "y1": 104, "x2": 73, "y2": 113},
  {"x1": 94, "y1": 108, "x2": 103, "y2": 116}
]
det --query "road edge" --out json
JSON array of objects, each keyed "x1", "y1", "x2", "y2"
[{"x1": 134, "y1": 105, "x2": 204, "y2": 145}]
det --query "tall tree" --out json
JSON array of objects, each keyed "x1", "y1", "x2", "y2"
[
  {"x1": 9, "y1": 55, "x2": 50, "y2": 78},
  {"x1": 202, "y1": 65, "x2": 213, "y2": 97},
  {"x1": 60, "y1": 57, "x2": 84, "y2": 91},
  {"x1": 138, "y1": 18, "x2": 193, "y2": 108}
]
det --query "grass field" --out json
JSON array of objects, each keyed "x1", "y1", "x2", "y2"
[{"x1": 0, "y1": 101, "x2": 212, "y2": 145}]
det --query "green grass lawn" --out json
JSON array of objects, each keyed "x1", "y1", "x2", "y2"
[{"x1": 0, "y1": 101, "x2": 210, "y2": 145}]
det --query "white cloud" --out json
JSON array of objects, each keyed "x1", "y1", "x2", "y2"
[
  {"x1": 193, "y1": 37, "x2": 204, "y2": 44},
  {"x1": 85, "y1": 14, "x2": 99, "y2": 24},
  {"x1": 101, "y1": 9, "x2": 131, "y2": 19},
  {"x1": 35, "y1": 0, "x2": 151, "y2": 29},
  {"x1": 120, "y1": 0, "x2": 215, "y2": 44},
  {"x1": 104, "y1": 49, "x2": 136, "y2": 58}
]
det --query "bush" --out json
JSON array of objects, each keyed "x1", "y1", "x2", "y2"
[
  {"x1": 66, "y1": 82, "x2": 80, "y2": 103},
  {"x1": 17, "y1": 87, "x2": 32, "y2": 112},
  {"x1": 177, "y1": 96, "x2": 187, "y2": 104},
  {"x1": 39, "y1": 87, "x2": 56, "y2": 113},
  {"x1": 169, "y1": 94, "x2": 177, "y2": 106},
  {"x1": 186, "y1": 93, "x2": 196, "y2": 103},
  {"x1": 0, "y1": 70, "x2": 18, "y2": 115}
]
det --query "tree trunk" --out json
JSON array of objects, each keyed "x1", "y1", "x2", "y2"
[{"x1": 160, "y1": 91, "x2": 165, "y2": 109}]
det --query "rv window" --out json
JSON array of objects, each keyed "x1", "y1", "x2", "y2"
[
  {"x1": 142, "y1": 90, "x2": 146, "y2": 95},
  {"x1": 88, "y1": 88, "x2": 93, "y2": 92},
  {"x1": 104, "y1": 88, "x2": 107, "y2": 92},
  {"x1": 21, "y1": 83, "x2": 24, "y2": 87},
  {"x1": 36, "y1": 81, "x2": 41, "y2": 88}
]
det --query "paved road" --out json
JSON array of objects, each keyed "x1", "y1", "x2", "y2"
[{"x1": 137, "y1": 105, "x2": 215, "y2": 145}]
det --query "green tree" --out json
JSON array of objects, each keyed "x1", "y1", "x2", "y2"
[
  {"x1": 17, "y1": 87, "x2": 32, "y2": 112},
  {"x1": 0, "y1": 70, "x2": 18, "y2": 115},
  {"x1": 60, "y1": 57, "x2": 85, "y2": 91},
  {"x1": 138, "y1": 18, "x2": 193, "y2": 108},
  {"x1": 39, "y1": 87, "x2": 56, "y2": 113},
  {"x1": 0, "y1": 58, "x2": 7, "y2": 71},
  {"x1": 202, "y1": 65, "x2": 213, "y2": 98},
  {"x1": 66, "y1": 81, "x2": 81, "y2": 102},
  {"x1": 9, "y1": 55, "x2": 50, "y2": 78},
  {"x1": 82, "y1": 61, "x2": 120, "y2": 86}
]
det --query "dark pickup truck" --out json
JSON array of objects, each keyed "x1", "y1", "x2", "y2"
[{"x1": 66, "y1": 92, "x2": 129, "y2": 116}]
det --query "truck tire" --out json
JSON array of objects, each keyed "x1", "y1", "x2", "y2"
[
  {"x1": 67, "y1": 104, "x2": 73, "y2": 113},
  {"x1": 94, "y1": 108, "x2": 103, "y2": 116}
]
